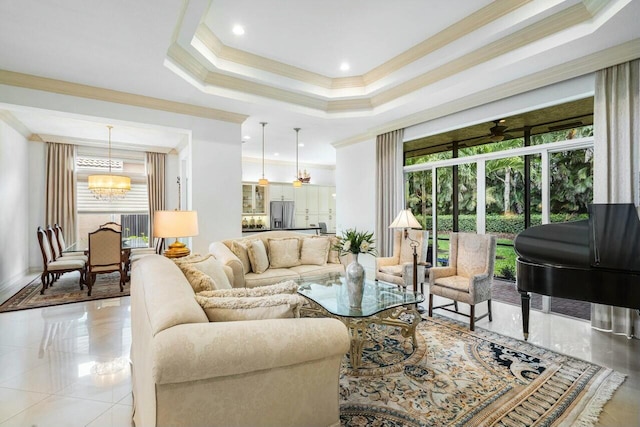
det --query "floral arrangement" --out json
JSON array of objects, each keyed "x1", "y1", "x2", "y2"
[{"x1": 334, "y1": 228, "x2": 377, "y2": 257}]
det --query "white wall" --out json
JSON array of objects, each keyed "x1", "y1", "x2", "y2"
[
  {"x1": 0, "y1": 120, "x2": 31, "y2": 286},
  {"x1": 336, "y1": 137, "x2": 377, "y2": 277},
  {"x1": 242, "y1": 158, "x2": 335, "y2": 186},
  {"x1": 28, "y1": 140, "x2": 46, "y2": 269},
  {"x1": 190, "y1": 122, "x2": 243, "y2": 252}
]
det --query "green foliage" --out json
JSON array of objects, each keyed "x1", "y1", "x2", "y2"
[
  {"x1": 334, "y1": 228, "x2": 377, "y2": 256},
  {"x1": 499, "y1": 265, "x2": 516, "y2": 281},
  {"x1": 420, "y1": 213, "x2": 588, "y2": 235}
]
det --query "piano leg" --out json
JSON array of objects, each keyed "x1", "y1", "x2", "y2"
[{"x1": 520, "y1": 291, "x2": 530, "y2": 340}]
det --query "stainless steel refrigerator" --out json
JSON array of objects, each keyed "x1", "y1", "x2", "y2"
[{"x1": 270, "y1": 201, "x2": 295, "y2": 229}]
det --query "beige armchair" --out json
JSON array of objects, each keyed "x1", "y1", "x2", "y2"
[
  {"x1": 428, "y1": 232, "x2": 497, "y2": 331},
  {"x1": 376, "y1": 230, "x2": 430, "y2": 291}
]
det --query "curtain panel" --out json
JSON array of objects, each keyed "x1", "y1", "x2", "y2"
[
  {"x1": 592, "y1": 58, "x2": 640, "y2": 338},
  {"x1": 45, "y1": 142, "x2": 77, "y2": 245},
  {"x1": 146, "y1": 152, "x2": 166, "y2": 244},
  {"x1": 376, "y1": 129, "x2": 405, "y2": 257}
]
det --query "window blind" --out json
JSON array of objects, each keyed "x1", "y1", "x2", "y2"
[{"x1": 77, "y1": 180, "x2": 149, "y2": 214}]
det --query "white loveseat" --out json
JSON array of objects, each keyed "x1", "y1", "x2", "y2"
[
  {"x1": 209, "y1": 231, "x2": 348, "y2": 288},
  {"x1": 130, "y1": 254, "x2": 350, "y2": 427}
]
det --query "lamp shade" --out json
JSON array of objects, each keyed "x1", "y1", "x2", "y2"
[
  {"x1": 389, "y1": 209, "x2": 422, "y2": 229},
  {"x1": 153, "y1": 210, "x2": 199, "y2": 238}
]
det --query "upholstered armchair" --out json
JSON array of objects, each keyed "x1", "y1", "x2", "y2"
[
  {"x1": 428, "y1": 232, "x2": 497, "y2": 330},
  {"x1": 376, "y1": 230, "x2": 430, "y2": 291}
]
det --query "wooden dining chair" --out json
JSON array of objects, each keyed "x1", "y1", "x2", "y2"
[
  {"x1": 99, "y1": 222, "x2": 122, "y2": 232},
  {"x1": 37, "y1": 226, "x2": 86, "y2": 295},
  {"x1": 46, "y1": 225, "x2": 87, "y2": 262},
  {"x1": 53, "y1": 224, "x2": 87, "y2": 257},
  {"x1": 87, "y1": 228, "x2": 126, "y2": 296}
]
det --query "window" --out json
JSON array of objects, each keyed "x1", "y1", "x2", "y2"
[{"x1": 75, "y1": 147, "x2": 149, "y2": 244}]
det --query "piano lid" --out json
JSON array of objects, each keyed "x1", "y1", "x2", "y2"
[{"x1": 588, "y1": 203, "x2": 640, "y2": 272}]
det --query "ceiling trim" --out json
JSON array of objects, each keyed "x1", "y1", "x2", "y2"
[
  {"x1": 170, "y1": 1, "x2": 599, "y2": 116},
  {"x1": 243, "y1": 156, "x2": 336, "y2": 170},
  {"x1": 0, "y1": 110, "x2": 31, "y2": 138},
  {"x1": 363, "y1": 0, "x2": 532, "y2": 86},
  {"x1": 35, "y1": 134, "x2": 177, "y2": 154},
  {"x1": 0, "y1": 69, "x2": 248, "y2": 124},
  {"x1": 333, "y1": 39, "x2": 640, "y2": 149},
  {"x1": 195, "y1": 0, "x2": 532, "y2": 90}
]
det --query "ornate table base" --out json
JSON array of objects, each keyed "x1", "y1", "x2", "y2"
[{"x1": 302, "y1": 302, "x2": 422, "y2": 369}]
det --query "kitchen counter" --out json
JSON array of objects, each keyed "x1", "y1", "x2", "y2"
[{"x1": 241, "y1": 227, "x2": 321, "y2": 236}]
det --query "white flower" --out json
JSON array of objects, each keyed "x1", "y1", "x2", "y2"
[
  {"x1": 342, "y1": 240, "x2": 351, "y2": 252},
  {"x1": 360, "y1": 241, "x2": 370, "y2": 252}
]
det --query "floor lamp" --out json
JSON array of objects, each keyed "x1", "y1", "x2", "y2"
[{"x1": 389, "y1": 209, "x2": 424, "y2": 311}]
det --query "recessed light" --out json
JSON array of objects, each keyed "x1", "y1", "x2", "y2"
[
  {"x1": 243, "y1": 135, "x2": 250, "y2": 140},
  {"x1": 232, "y1": 25, "x2": 245, "y2": 36},
  {"x1": 274, "y1": 152, "x2": 279, "y2": 156},
  {"x1": 340, "y1": 62, "x2": 350, "y2": 72},
  {"x1": 298, "y1": 143, "x2": 304, "y2": 147}
]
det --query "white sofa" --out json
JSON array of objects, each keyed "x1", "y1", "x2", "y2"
[
  {"x1": 209, "y1": 230, "x2": 348, "y2": 288},
  {"x1": 131, "y1": 254, "x2": 350, "y2": 427}
]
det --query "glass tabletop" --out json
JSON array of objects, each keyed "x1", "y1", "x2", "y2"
[
  {"x1": 297, "y1": 273, "x2": 424, "y2": 318},
  {"x1": 63, "y1": 238, "x2": 150, "y2": 253}
]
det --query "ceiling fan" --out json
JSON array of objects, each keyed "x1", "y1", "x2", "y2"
[{"x1": 489, "y1": 120, "x2": 509, "y2": 142}]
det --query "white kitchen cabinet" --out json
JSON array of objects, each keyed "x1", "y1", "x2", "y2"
[
  {"x1": 305, "y1": 186, "x2": 319, "y2": 213},
  {"x1": 270, "y1": 184, "x2": 294, "y2": 201},
  {"x1": 242, "y1": 183, "x2": 267, "y2": 214},
  {"x1": 318, "y1": 186, "x2": 331, "y2": 213}
]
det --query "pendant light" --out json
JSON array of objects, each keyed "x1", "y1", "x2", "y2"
[
  {"x1": 258, "y1": 122, "x2": 269, "y2": 186},
  {"x1": 293, "y1": 127, "x2": 302, "y2": 188},
  {"x1": 88, "y1": 125, "x2": 131, "y2": 200}
]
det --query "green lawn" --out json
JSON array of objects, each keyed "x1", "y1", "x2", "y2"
[{"x1": 435, "y1": 235, "x2": 516, "y2": 280}]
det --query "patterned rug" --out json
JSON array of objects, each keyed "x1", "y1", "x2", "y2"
[
  {"x1": 339, "y1": 315, "x2": 625, "y2": 427},
  {"x1": 0, "y1": 271, "x2": 129, "y2": 312}
]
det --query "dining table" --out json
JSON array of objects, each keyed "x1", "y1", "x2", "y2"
[{"x1": 63, "y1": 238, "x2": 151, "y2": 280}]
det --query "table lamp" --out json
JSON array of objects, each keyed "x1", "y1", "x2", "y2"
[
  {"x1": 389, "y1": 209, "x2": 422, "y2": 294},
  {"x1": 153, "y1": 210, "x2": 199, "y2": 258}
]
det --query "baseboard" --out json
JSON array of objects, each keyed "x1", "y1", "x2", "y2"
[{"x1": 0, "y1": 269, "x2": 39, "y2": 306}]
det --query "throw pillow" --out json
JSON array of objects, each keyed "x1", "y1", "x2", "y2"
[
  {"x1": 268, "y1": 237, "x2": 301, "y2": 269},
  {"x1": 194, "y1": 294, "x2": 307, "y2": 322},
  {"x1": 327, "y1": 236, "x2": 341, "y2": 264},
  {"x1": 231, "y1": 240, "x2": 252, "y2": 274},
  {"x1": 300, "y1": 237, "x2": 330, "y2": 266},
  {"x1": 247, "y1": 239, "x2": 269, "y2": 274},
  {"x1": 174, "y1": 254, "x2": 232, "y2": 292},
  {"x1": 198, "y1": 280, "x2": 299, "y2": 298}
]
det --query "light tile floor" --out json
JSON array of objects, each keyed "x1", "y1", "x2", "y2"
[{"x1": 0, "y1": 292, "x2": 638, "y2": 426}]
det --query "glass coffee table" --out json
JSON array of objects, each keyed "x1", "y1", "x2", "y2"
[{"x1": 297, "y1": 274, "x2": 424, "y2": 369}]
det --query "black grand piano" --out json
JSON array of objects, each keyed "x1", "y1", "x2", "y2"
[{"x1": 514, "y1": 203, "x2": 640, "y2": 340}]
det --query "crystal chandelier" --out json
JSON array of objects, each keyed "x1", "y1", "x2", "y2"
[{"x1": 88, "y1": 125, "x2": 131, "y2": 200}]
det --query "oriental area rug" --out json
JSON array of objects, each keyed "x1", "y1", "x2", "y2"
[
  {"x1": 0, "y1": 271, "x2": 128, "y2": 312},
  {"x1": 338, "y1": 315, "x2": 625, "y2": 427}
]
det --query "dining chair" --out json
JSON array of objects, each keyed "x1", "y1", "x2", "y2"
[
  {"x1": 46, "y1": 225, "x2": 87, "y2": 262},
  {"x1": 99, "y1": 222, "x2": 122, "y2": 232},
  {"x1": 87, "y1": 228, "x2": 126, "y2": 296},
  {"x1": 53, "y1": 224, "x2": 87, "y2": 258},
  {"x1": 37, "y1": 226, "x2": 86, "y2": 295}
]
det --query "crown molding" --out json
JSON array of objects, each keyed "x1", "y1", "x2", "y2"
[
  {"x1": 333, "y1": 39, "x2": 640, "y2": 149},
  {"x1": 0, "y1": 69, "x2": 248, "y2": 124},
  {"x1": 170, "y1": 1, "x2": 599, "y2": 116},
  {"x1": 242, "y1": 156, "x2": 335, "y2": 169},
  {"x1": 363, "y1": 0, "x2": 532, "y2": 86},
  {"x1": 0, "y1": 110, "x2": 31, "y2": 138},
  {"x1": 34, "y1": 134, "x2": 176, "y2": 154}
]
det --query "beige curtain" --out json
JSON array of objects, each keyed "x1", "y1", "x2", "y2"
[
  {"x1": 376, "y1": 129, "x2": 404, "y2": 257},
  {"x1": 146, "y1": 152, "x2": 166, "y2": 244},
  {"x1": 45, "y1": 142, "x2": 77, "y2": 245},
  {"x1": 592, "y1": 58, "x2": 640, "y2": 338}
]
